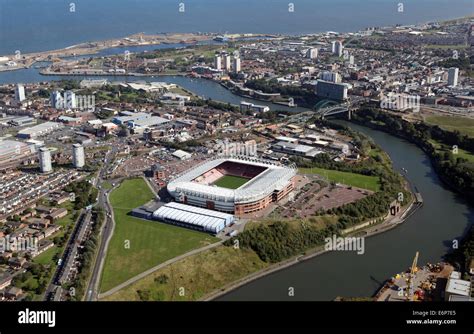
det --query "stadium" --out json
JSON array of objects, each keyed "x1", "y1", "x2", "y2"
[{"x1": 167, "y1": 156, "x2": 297, "y2": 215}]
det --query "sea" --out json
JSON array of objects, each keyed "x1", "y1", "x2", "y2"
[{"x1": 0, "y1": 0, "x2": 473, "y2": 56}]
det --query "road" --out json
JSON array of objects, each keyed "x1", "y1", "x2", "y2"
[
  {"x1": 85, "y1": 143, "x2": 122, "y2": 301},
  {"x1": 43, "y1": 208, "x2": 89, "y2": 301},
  {"x1": 98, "y1": 239, "x2": 226, "y2": 299}
]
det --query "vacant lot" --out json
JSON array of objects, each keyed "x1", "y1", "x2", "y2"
[
  {"x1": 425, "y1": 115, "x2": 474, "y2": 138},
  {"x1": 299, "y1": 167, "x2": 381, "y2": 192},
  {"x1": 100, "y1": 178, "x2": 218, "y2": 292},
  {"x1": 102, "y1": 246, "x2": 267, "y2": 301},
  {"x1": 213, "y1": 175, "x2": 249, "y2": 189}
]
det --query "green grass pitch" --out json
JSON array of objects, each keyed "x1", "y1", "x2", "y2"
[
  {"x1": 100, "y1": 178, "x2": 218, "y2": 292},
  {"x1": 213, "y1": 175, "x2": 250, "y2": 189}
]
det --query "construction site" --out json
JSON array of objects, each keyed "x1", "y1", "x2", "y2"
[{"x1": 375, "y1": 252, "x2": 473, "y2": 302}]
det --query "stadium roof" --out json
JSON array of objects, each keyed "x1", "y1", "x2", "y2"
[{"x1": 167, "y1": 156, "x2": 297, "y2": 204}]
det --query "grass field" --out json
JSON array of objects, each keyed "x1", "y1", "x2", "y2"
[
  {"x1": 425, "y1": 115, "x2": 474, "y2": 138},
  {"x1": 100, "y1": 178, "x2": 219, "y2": 292},
  {"x1": 213, "y1": 175, "x2": 249, "y2": 189},
  {"x1": 429, "y1": 139, "x2": 474, "y2": 163},
  {"x1": 102, "y1": 246, "x2": 267, "y2": 301},
  {"x1": 299, "y1": 167, "x2": 381, "y2": 192},
  {"x1": 33, "y1": 246, "x2": 59, "y2": 265}
]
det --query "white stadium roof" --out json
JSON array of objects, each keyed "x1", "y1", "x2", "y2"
[{"x1": 167, "y1": 156, "x2": 297, "y2": 204}]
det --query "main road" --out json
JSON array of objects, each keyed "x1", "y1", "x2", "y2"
[{"x1": 85, "y1": 143, "x2": 122, "y2": 301}]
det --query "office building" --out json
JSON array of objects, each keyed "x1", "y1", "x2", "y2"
[
  {"x1": 72, "y1": 144, "x2": 85, "y2": 168},
  {"x1": 448, "y1": 67, "x2": 459, "y2": 87},
  {"x1": 316, "y1": 80, "x2": 348, "y2": 101},
  {"x1": 39, "y1": 147, "x2": 52, "y2": 173}
]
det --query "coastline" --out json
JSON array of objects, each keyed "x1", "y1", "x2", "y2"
[{"x1": 0, "y1": 32, "x2": 212, "y2": 73}]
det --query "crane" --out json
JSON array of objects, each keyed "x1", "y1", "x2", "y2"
[{"x1": 406, "y1": 251, "x2": 419, "y2": 301}]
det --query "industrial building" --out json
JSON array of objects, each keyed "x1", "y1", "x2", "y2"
[
  {"x1": 240, "y1": 101, "x2": 270, "y2": 113},
  {"x1": 127, "y1": 116, "x2": 169, "y2": 134},
  {"x1": 39, "y1": 147, "x2": 52, "y2": 173},
  {"x1": 17, "y1": 122, "x2": 62, "y2": 139},
  {"x1": 172, "y1": 149, "x2": 192, "y2": 160},
  {"x1": 113, "y1": 112, "x2": 145, "y2": 125},
  {"x1": 445, "y1": 271, "x2": 472, "y2": 301},
  {"x1": 8, "y1": 116, "x2": 36, "y2": 127},
  {"x1": 72, "y1": 144, "x2": 85, "y2": 168},
  {"x1": 272, "y1": 141, "x2": 323, "y2": 158},
  {"x1": 152, "y1": 202, "x2": 234, "y2": 234},
  {"x1": 0, "y1": 140, "x2": 35, "y2": 162}
]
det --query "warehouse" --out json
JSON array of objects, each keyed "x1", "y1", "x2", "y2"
[
  {"x1": 17, "y1": 122, "x2": 62, "y2": 139},
  {"x1": 172, "y1": 149, "x2": 192, "y2": 160},
  {"x1": 127, "y1": 116, "x2": 169, "y2": 134},
  {"x1": 152, "y1": 202, "x2": 234, "y2": 234},
  {"x1": 0, "y1": 140, "x2": 36, "y2": 162},
  {"x1": 272, "y1": 141, "x2": 322, "y2": 158}
]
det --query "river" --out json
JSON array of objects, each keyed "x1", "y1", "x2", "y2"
[
  {"x1": 0, "y1": 67, "x2": 306, "y2": 113},
  {"x1": 217, "y1": 122, "x2": 474, "y2": 301},
  {"x1": 0, "y1": 63, "x2": 472, "y2": 301}
]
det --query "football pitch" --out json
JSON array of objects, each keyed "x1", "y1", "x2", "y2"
[{"x1": 213, "y1": 175, "x2": 250, "y2": 189}]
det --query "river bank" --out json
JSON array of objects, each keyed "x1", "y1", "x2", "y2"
[
  {"x1": 219, "y1": 121, "x2": 473, "y2": 301},
  {"x1": 350, "y1": 109, "x2": 474, "y2": 206},
  {"x1": 204, "y1": 190, "x2": 420, "y2": 301}
]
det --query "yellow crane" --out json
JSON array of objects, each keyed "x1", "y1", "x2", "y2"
[{"x1": 406, "y1": 251, "x2": 419, "y2": 301}]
